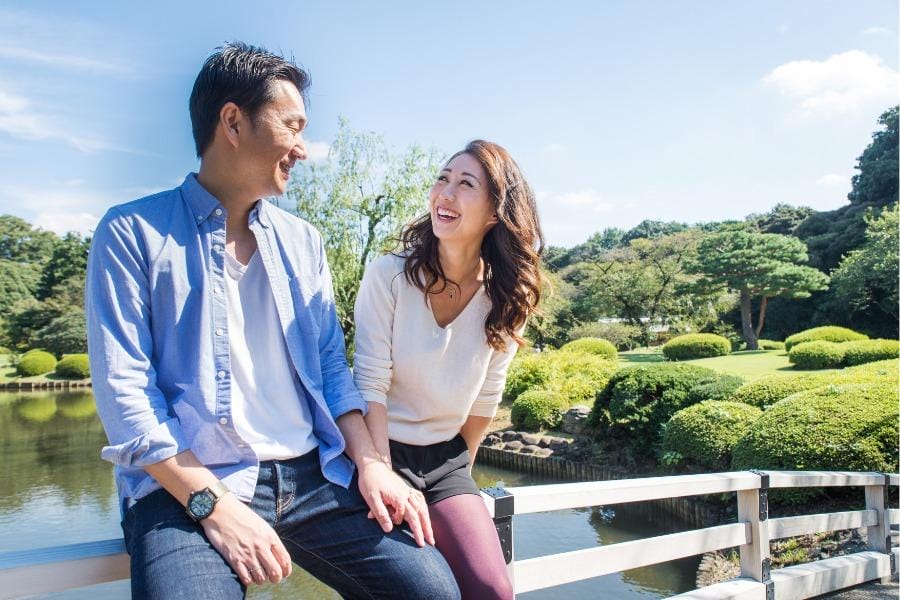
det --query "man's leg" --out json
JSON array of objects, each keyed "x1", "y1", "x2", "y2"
[
  {"x1": 123, "y1": 489, "x2": 245, "y2": 600},
  {"x1": 274, "y1": 453, "x2": 461, "y2": 600}
]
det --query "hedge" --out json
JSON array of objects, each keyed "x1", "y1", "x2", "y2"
[
  {"x1": 663, "y1": 401, "x2": 762, "y2": 469},
  {"x1": 17, "y1": 351, "x2": 58, "y2": 377},
  {"x1": 511, "y1": 389, "x2": 568, "y2": 430},
  {"x1": 662, "y1": 334, "x2": 731, "y2": 361},
  {"x1": 504, "y1": 352, "x2": 554, "y2": 401},
  {"x1": 591, "y1": 364, "x2": 744, "y2": 457},
  {"x1": 841, "y1": 339, "x2": 900, "y2": 366},
  {"x1": 788, "y1": 340, "x2": 845, "y2": 370},
  {"x1": 757, "y1": 339, "x2": 785, "y2": 351},
  {"x1": 504, "y1": 350, "x2": 616, "y2": 406},
  {"x1": 55, "y1": 354, "x2": 91, "y2": 379},
  {"x1": 732, "y1": 383, "x2": 899, "y2": 502},
  {"x1": 784, "y1": 326, "x2": 867, "y2": 351},
  {"x1": 560, "y1": 337, "x2": 618, "y2": 360}
]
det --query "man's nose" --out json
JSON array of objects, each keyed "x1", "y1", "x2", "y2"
[{"x1": 292, "y1": 139, "x2": 307, "y2": 161}]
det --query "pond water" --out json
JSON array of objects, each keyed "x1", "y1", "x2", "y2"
[{"x1": 0, "y1": 390, "x2": 700, "y2": 598}]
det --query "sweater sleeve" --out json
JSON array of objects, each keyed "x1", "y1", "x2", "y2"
[
  {"x1": 352, "y1": 256, "x2": 400, "y2": 406},
  {"x1": 468, "y1": 333, "x2": 522, "y2": 418}
]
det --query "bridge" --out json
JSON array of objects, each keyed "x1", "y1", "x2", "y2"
[{"x1": 1, "y1": 470, "x2": 897, "y2": 599}]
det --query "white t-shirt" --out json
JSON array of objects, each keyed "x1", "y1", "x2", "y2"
[
  {"x1": 353, "y1": 253, "x2": 520, "y2": 445},
  {"x1": 224, "y1": 250, "x2": 318, "y2": 461}
]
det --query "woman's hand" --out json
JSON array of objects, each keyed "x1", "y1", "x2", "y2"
[{"x1": 357, "y1": 459, "x2": 435, "y2": 547}]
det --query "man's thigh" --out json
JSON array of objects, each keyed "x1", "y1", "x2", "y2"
[
  {"x1": 123, "y1": 489, "x2": 244, "y2": 600},
  {"x1": 277, "y1": 468, "x2": 460, "y2": 600}
]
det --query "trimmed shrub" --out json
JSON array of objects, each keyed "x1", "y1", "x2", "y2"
[
  {"x1": 560, "y1": 337, "x2": 618, "y2": 360},
  {"x1": 511, "y1": 389, "x2": 568, "y2": 430},
  {"x1": 591, "y1": 364, "x2": 744, "y2": 457},
  {"x1": 732, "y1": 383, "x2": 899, "y2": 502},
  {"x1": 504, "y1": 352, "x2": 553, "y2": 401},
  {"x1": 55, "y1": 354, "x2": 90, "y2": 379},
  {"x1": 784, "y1": 326, "x2": 867, "y2": 351},
  {"x1": 757, "y1": 339, "x2": 785, "y2": 351},
  {"x1": 841, "y1": 339, "x2": 900, "y2": 366},
  {"x1": 788, "y1": 340, "x2": 845, "y2": 370},
  {"x1": 730, "y1": 374, "x2": 828, "y2": 409},
  {"x1": 662, "y1": 334, "x2": 731, "y2": 361},
  {"x1": 663, "y1": 401, "x2": 762, "y2": 469},
  {"x1": 0, "y1": 346, "x2": 11, "y2": 355},
  {"x1": 841, "y1": 358, "x2": 899, "y2": 382},
  {"x1": 16, "y1": 350, "x2": 57, "y2": 377}
]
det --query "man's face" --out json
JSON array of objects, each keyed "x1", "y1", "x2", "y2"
[{"x1": 238, "y1": 79, "x2": 308, "y2": 198}]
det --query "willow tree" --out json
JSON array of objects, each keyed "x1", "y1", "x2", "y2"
[
  {"x1": 286, "y1": 119, "x2": 441, "y2": 351},
  {"x1": 688, "y1": 229, "x2": 829, "y2": 350}
]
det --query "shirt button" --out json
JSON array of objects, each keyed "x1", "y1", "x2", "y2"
[
  {"x1": 237, "y1": 443, "x2": 247, "y2": 448},
  {"x1": 214, "y1": 244, "x2": 223, "y2": 252},
  {"x1": 215, "y1": 208, "x2": 223, "y2": 216},
  {"x1": 219, "y1": 417, "x2": 228, "y2": 425},
  {"x1": 217, "y1": 370, "x2": 226, "y2": 379},
  {"x1": 196, "y1": 215, "x2": 202, "y2": 222},
  {"x1": 213, "y1": 288, "x2": 221, "y2": 295},
  {"x1": 215, "y1": 328, "x2": 224, "y2": 336}
]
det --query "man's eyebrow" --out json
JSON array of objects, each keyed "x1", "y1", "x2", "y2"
[{"x1": 286, "y1": 113, "x2": 307, "y2": 126}]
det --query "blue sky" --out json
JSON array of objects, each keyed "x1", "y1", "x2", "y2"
[{"x1": 0, "y1": 1, "x2": 897, "y2": 247}]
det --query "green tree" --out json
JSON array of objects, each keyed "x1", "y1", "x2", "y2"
[
  {"x1": 547, "y1": 228, "x2": 625, "y2": 270},
  {"x1": 0, "y1": 215, "x2": 57, "y2": 263},
  {"x1": 688, "y1": 229, "x2": 829, "y2": 350},
  {"x1": 35, "y1": 233, "x2": 90, "y2": 300},
  {"x1": 287, "y1": 119, "x2": 441, "y2": 349},
  {"x1": 525, "y1": 270, "x2": 576, "y2": 348},
  {"x1": 829, "y1": 204, "x2": 899, "y2": 327},
  {"x1": 0, "y1": 260, "x2": 41, "y2": 313},
  {"x1": 621, "y1": 219, "x2": 688, "y2": 244},
  {"x1": 749, "y1": 203, "x2": 815, "y2": 236},
  {"x1": 566, "y1": 231, "x2": 704, "y2": 344},
  {"x1": 848, "y1": 106, "x2": 898, "y2": 207}
]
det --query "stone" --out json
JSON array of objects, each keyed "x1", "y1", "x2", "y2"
[
  {"x1": 538, "y1": 436, "x2": 553, "y2": 448},
  {"x1": 504, "y1": 440, "x2": 523, "y2": 451},
  {"x1": 533, "y1": 448, "x2": 553, "y2": 458},
  {"x1": 501, "y1": 431, "x2": 520, "y2": 442},
  {"x1": 520, "y1": 433, "x2": 542, "y2": 445},
  {"x1": 481, "y1": 435, "x2": 503, "y2": 448},
  {"x1": 547, "y1": 438, "x2": 570, "y2": 451},
  {"x1": 519, "y1": 444, "x2": 540, "y2": 455},
  {"x1": 562, "y1": 405, "x2": 592, "y2": 435}
]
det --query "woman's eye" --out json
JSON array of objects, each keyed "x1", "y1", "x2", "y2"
[
  {"x1": 437, "y1": 175, "x2": 448, "y2": 182},
  {"x1": 461, "y1": 180, "x2": 474, "y2": 187}
]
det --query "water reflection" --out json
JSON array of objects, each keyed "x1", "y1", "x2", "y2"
[{"x1": 0, "y1": 391, "x2": 699, "y2": 599}]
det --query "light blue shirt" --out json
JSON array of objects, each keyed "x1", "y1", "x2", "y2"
[{"x1": 86, "y1": 173, "x2": 365, "y2": 510}]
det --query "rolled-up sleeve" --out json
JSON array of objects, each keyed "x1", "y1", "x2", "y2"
[
  {"x1": 352, "y1": 257, "x2": 396, "y2": 407},
  {"x1": 86, "y1": 208, "x2": 190, "y2": 467},
  {"x1": 469, "y1": 334, "x2": 522, "y2": 418},
  {"x1": 314, "y1": 234, "x2": 368, "y2": 418}
]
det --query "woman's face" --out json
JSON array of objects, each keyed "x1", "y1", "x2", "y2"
[{"x1": 429, "y1": 152, "x2": 498, "y2": 244}]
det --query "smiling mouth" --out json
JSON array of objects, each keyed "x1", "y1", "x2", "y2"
[
  {"x1": 436, "y1": 206, "x2": 460, "y2": 222},
  {"x1": 279, "y1": 161, "x2": 293, "y2": 179}
]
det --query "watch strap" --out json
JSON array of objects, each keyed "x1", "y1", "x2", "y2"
[{"x1": 207, "y1": 480, "x2": 230, "y2": 501}]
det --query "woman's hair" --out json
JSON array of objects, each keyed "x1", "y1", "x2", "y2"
[{"x1": 398, "y1": 139, "x2": 545, "y2": 351}]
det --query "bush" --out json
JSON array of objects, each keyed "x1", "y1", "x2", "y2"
[
  {"x1": 663, "y1": 401, "x2": 762, "y2": 469},
  {"x1": 730, "y1": 374, "x2": 829, "y2": 409},
  {"x1": 841, "y1": 358, "x2": 899, "y2": 382},
  {"x1": 504, "y1": 352, "x2": 553, "y2": 401},
  {"x1": 841, "y1": 339, "x2": 900, "y2": 366},
  {"x1": 504, "y1": 350, "x2": 617, "y2": 406},
  {"x1": 591, "y1": 364, "x2": 744, "y2": 458},
  {"x1": 511, "y1": 389, "x2": 568, "y2": 430},
  {"x1": 55, "y1": 354, "x2": 90, "y2": 379},
  {"x1": 784, "y1": 326, "x2": 867, "y2": 351},
  {"x1": 662, "y1": 334, "x2": 731, "y2": 361},
  {"x1": 757, "y1": 339, "x2": 785, "y2": 351},
  {"x1": 732, "y1": 383, "x2": 899, "y2": 500},
  {"x1": 788, "y1": 340, "x2": 845, "y2": 370},
  {"x1": 570, "y1": 322, "x2": 642, "y2": 350},
  {"x1": 560, "y1": 337, "x2": 618, "y2": 360},
  {"x1": 16, "y1": 350, "x2": 57, "y2": 377},
  {"x1": 0, "y1": 346, "x2": 11, "y2": 355}
]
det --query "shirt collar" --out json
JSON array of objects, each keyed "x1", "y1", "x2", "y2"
[{"x1": 180, "y1": 173, "x2": 272, "y2": 229}]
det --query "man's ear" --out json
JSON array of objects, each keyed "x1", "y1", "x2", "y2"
[{"x1": 220, "y1": 102, "x2": 243, "y2": 148}]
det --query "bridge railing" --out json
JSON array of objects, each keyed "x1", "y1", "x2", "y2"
[{"x1": 0, "y1": 470, "x2": 896, "y2": 599}]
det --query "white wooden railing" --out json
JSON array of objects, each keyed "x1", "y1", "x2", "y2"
[{"x1": 0, "y1": 470, "x2": 896, "y2": 599}]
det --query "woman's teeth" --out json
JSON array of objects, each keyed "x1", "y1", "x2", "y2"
[{"x1": 437, "y1": 207, "x2": 459, "y2": 221}]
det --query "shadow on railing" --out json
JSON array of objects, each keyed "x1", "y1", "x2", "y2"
[{"x1": 0, "y1": 470, "x2": 897, "y2": 599}]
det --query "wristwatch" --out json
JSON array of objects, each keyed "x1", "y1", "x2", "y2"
[{"x1": 186, "y1": 480, "x2": 230, "y2": 522}]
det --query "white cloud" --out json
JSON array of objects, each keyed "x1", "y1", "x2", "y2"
[
  {"x1": 763, "y1": 50, "x2": 900, "y2": 115},
  {"x1": 0, "y1": 85, "x2": 119, "y2": 152},
  {"x1": 0, "y1": 182, "x2": 116, "y2": 235},
  {"x1": 863, "y1": 27, "x2": 892, "y2": 36},
  {"x1": 304, "y1": 140, "x2": 331, "y2": 162},
  {"x1": 554, "y1": 190, "x2": 614, "y2": 213},
  {"x1": 817, "y1": 173, "x2": 849, "y2": 187},
  {"x1": 0, "y1": 45, "x2": 132, "y2": 75}
]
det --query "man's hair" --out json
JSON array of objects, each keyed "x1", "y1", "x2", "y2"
[{"x1": 189, "y1": 41, "x2": 311, "y2": 157}]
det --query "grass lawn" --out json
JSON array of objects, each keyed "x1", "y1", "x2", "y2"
[
  {"x1": 0, "y1": 354, "x2": 89, "y2": 385},
  {"x1": 619, "y1": 348, "x2": 829, "y2": 381}
]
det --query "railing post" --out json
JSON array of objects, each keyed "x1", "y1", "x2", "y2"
[
  {"x1": 739, "y1": 470, "x2": 772, "y2": 599},
  {"x1": 864, "y1": 474, "x2": 891, "y2": 583},
  {"x1": 482, "y1": 486, "x2": 515, "y2": 589}
]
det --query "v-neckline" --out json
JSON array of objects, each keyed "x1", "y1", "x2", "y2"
[{"x1": 426, "y1": 285, "x2": 485, "y2": 330}]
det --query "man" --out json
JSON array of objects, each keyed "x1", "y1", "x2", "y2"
[{"x1": 86, "y1": 42, "x2": 460, "y2": 599}]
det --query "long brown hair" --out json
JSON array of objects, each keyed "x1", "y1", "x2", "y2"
[{"x1": 398, "y1": 140, "x2": 545, "y2": 351}]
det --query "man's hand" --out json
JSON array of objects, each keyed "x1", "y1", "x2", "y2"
[
  {"x1": 357, "y1": 460, "x2": 435, "y2": 547},
  {"x1": 201, "y1": 494, "x2": 293, "y2": 587}
]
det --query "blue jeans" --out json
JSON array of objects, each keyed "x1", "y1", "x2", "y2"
[{"x1": 122, "y1": 449, "x2": 461, "y2": 599}]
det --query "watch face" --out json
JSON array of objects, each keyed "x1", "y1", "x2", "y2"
[{"x1": 189, "y1": 491, "x2": 215, "y2": 519}]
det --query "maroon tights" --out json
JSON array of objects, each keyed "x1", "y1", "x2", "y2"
[{"x1": 429, "y1": 493, "x2": 514, "y2": 600}]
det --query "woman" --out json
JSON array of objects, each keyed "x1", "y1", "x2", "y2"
[{"x1": 353, "y1": 140, "x2": 544, "y2": 599}]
